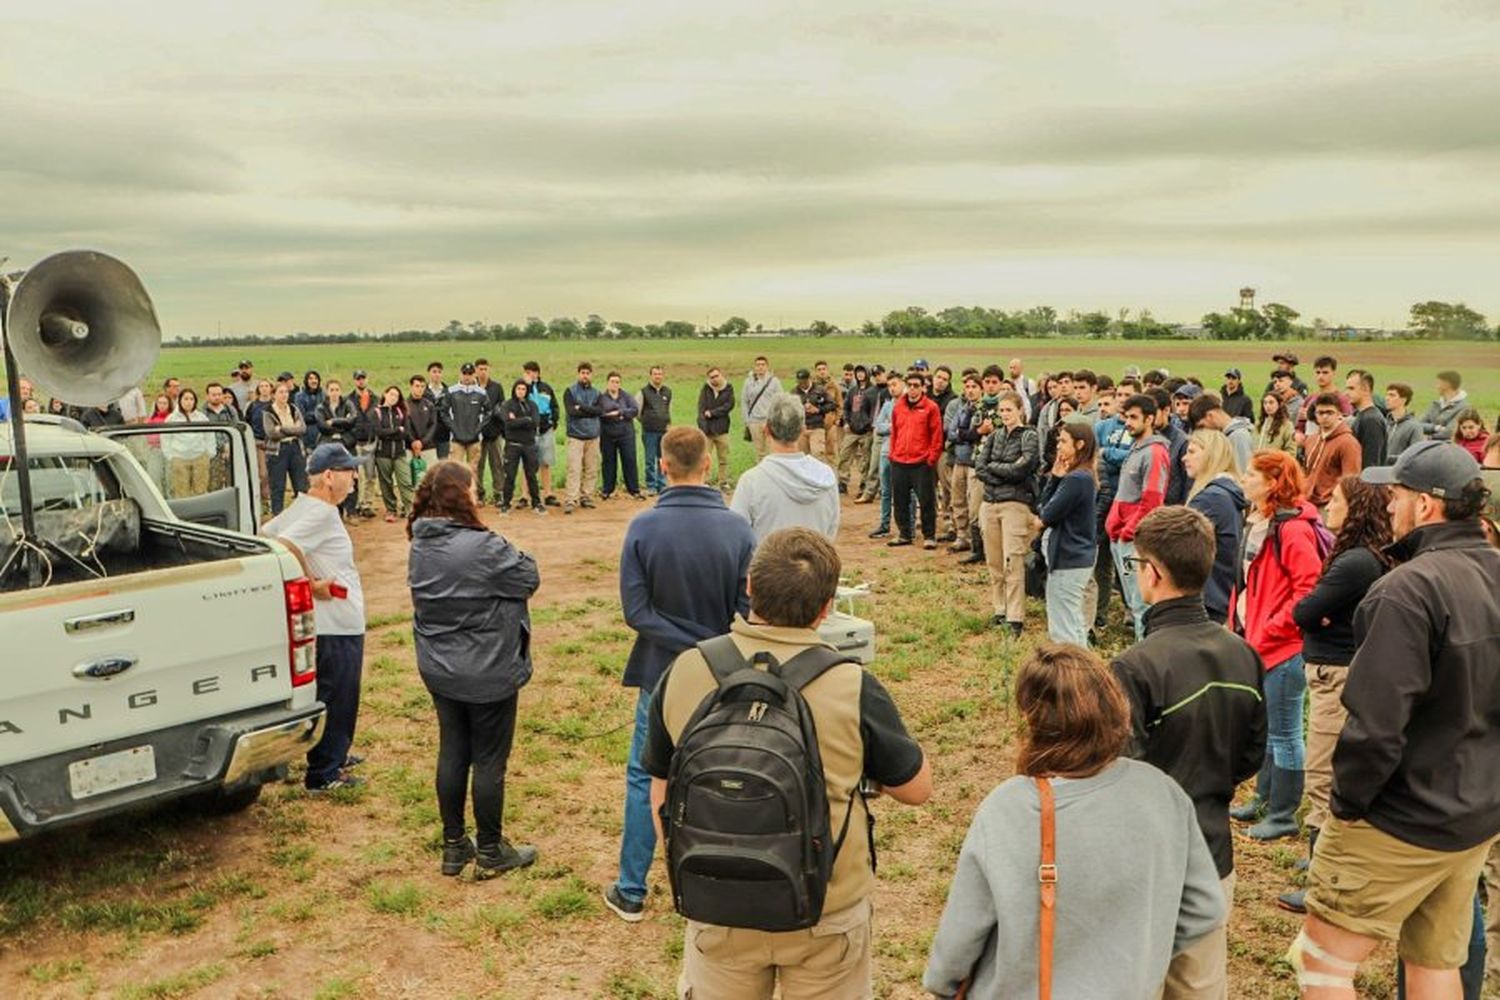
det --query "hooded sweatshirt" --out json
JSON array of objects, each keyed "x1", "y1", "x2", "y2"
[
  {"x1": 729, "y1": 451, "x2": 840, "y2": 542},
  {"x1": 1105, "y1": 432, "x2": 1169, "y2": 543},
  {"x1": 1223, "y1": 416, "x2": 1254, "y2": 473},
  {"x1": 1188, "y1": 475, "x2": 1249, "y2": 623},
  {"x1": 1419, "y1": 390, "x2": 1468, "y2": 440}
]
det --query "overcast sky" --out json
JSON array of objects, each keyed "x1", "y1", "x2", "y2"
[{"x1": 4, "y1": 1, "x2": 1497, "y2": 335}]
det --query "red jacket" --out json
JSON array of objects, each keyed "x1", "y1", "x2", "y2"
[
  {"x1": 889, "y1": 394, "x2": 943, "y2": 466},
  {"x1": 1229, "y1": 501, "x2": 1324, "y2": 668}
]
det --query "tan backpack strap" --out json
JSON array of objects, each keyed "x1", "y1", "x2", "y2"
[{"x1": 1037, "y1": 777, "x2": 1057, "y2": 1000}]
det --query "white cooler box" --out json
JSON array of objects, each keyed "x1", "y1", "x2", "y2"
[{"x1": 818, "y1": 611, "x2": 875, "y2": 664}]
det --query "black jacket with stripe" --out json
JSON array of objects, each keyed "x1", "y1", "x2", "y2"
[{"x1": 1111, "y1": 596, "x2": 1267, "y2": 878}]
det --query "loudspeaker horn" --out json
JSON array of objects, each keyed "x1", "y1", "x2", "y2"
[{"x1": 5, "y1": 250, "x2": 161, "y2": 407}]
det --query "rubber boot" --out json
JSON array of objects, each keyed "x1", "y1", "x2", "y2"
[
  {"x1": 1294, "y1": 826, "x2": 1317, "y2": 872},
  {"x1": 1277, "y1": 828, "x2": 1318, "y2": 914},
  {"x1": 1248, "y1": 767, "x2": 1303, "y2": 840},
  {"x1": 1230, "y1": 757, "x2": 1273, "y2": 822},
  {"x1": 958, "y1": 525, "x2": 984, "y2": 565}
]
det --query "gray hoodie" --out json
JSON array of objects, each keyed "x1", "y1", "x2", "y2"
[
  {"x1": 728, "y1": 452, "x2": 840, "y2": 542},
  {"x1": 1224, "y1": 416, "x2": 1254, "y2": 472},
  {"x1": 923, "y1": 758, "x2": 1225, "y2": 1000},
  {"x1": 1420, "y1": 390, "x2": 1468, "y2": 440}
]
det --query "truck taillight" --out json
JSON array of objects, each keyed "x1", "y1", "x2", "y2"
[{"x1": 284, "y1": 578, "x2": 317, "y2": 688}]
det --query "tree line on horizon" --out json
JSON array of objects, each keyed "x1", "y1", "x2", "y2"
[{"x1": 165, "y1": 299, "x2": 1494, "y2": 347}]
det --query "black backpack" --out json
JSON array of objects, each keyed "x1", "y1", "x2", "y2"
[{"x1": 662, "y1": 635, "x2": 860, "y2": 932}]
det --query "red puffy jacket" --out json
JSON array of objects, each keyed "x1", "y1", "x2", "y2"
[
  {"x1": 889, "y1": 394, "x2": 943, "y2": 466},
  {"x1": 1229, "y1": 501, "x2": 1324, "y2": 668}
]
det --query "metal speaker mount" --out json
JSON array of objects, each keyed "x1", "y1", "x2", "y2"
[{"x1": 6, "y1": 250, "x2": 161, "y2": 407}]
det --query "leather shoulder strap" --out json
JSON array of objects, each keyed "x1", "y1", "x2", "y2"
[{"x1": 1037, "y1": 777, "x2": 1057, "y2": 1000}]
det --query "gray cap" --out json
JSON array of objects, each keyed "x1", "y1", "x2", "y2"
[
  {"x1": 306, "y1": 443, "x2": 361, "y2": 475},
  {"x1": 1362, "y1": 440, "x2": 1481, "y2": 499}
]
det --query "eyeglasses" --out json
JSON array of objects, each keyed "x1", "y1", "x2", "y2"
[{"x1": 1125, "y1": 555, "x2": 1158, "y2": 575}]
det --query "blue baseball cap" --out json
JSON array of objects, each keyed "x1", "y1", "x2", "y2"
[{"x1": 306, "y1": 443, "x2": 361, "y2": 475}]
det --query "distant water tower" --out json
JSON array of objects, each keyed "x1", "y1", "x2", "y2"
[{"x1": 1239, "y1": 287, "x2": 1256, "y2": 310}]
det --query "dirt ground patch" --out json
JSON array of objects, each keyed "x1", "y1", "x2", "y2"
[{"x1": 0, "y1": 492, "x2": 1398, "y2": 999}]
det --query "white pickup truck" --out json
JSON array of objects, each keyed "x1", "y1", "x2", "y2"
[{"x1": 0, "y1": 414, "x2": 325, "y2": 841}]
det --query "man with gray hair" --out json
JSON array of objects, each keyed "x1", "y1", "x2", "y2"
[{"x1": 730, "y1": 394, "x2": 840, "y2": 542}]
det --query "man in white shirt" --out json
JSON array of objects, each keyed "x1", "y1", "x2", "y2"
[{"x1": 262, "y1": 443, "x2": 367, "y2": 792}]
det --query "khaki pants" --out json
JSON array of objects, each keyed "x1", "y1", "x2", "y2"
[
  {"x1": 565, "y1": 436, "x2": 601, "y2": 503},
  {"x1": 1162, "y1": 873, "x2": 1235, "y2": 1000},
  {"x1": 1303, "y1": 662, "x2": 1349, "y2": 832},
  {"x1": 949, "y1": 463, "x2": 974, "y2": 536},
  {"x1": 823, "y1": 422, "x2": 840, "y2": 466},
  {"x1": 802, "y1": 428, "x2": 830, "y2": 468},
  {"x1": 169, "y1": 455, "x2": 210, "y2": 498},
  {"x1": 355, "y1": 441, "x2": 377, "y2": 511},
  {"x1": 1306, "y1": 819, "x2": 1497, "y2": 969},
  {"x1": 707, "y1": 433, "x2": 732, "y2": 489},
  {"x1": 747, "y1": 421, "x2": 768, "y2": 460},
  {"x1": 935, "y1": 451, "x2": 954, "y2": 535},
  {"x1": 454, "y1": 441, "x2": 484, "y2": 480},
  {"x1": 678, "y1": 899, "x2": 871, "y2": 1000},
  {"x1": 837, "y1": 432, "x2": 872, "y2": 496},
  {"x1": 1484, "y1": 840, "x2": 1498, "y2": 994},
  {"x1": 980, "y1": 500, "x2": 1035, "y2": 623},
  {"x1": 966, "y1": 473, "x2": 984, "y2": 535}
]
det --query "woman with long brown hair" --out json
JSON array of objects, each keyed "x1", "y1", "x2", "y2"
[
  {"x1": 1275, "y1": 474, "x2": 1391, "y2": 914},
  {"x1": 263, "y1": 381, "x2": 309, "y2": 515},
  {"x1": 1255, "y1": 391, "x2": 1296, "y2": 455},
  {"x1": 924, "y1": 644, "x2": 1224, "y2": 998},
  {"x1": 1228, "y1": 451, "x2": 1324, "y2": 842},
  {"x1": 407, "y1": 461, "x2": 540, "y2": 880},
  {"x1": 1036, "y1": 421, "x2": 1097, "y2": 645}
]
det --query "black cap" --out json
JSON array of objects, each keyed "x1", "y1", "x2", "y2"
[
  {"x1": 460, "y1": 362, "x2": 476, "y2": 375},
  {"x1": 238, "y1": 359, "x2": 253, "y2": 368},
  {"x1": 353, "y1": 369, "x2": 368, "y2": 379},
  {"x1": 1224, "y1": 367, "x2": 1243, "y2": 380},
  {"x1": 1273, "y1": 351, "x2": 1300, "y2": 365},
  {"x1": 277, "y1": 370, "x2": 295, "y2": 382},
  {"x1": 795, "y1": 368, "x2": 810, "y2": 379},
  {"x1": 1362, "y1": 441, "x2": 1481, "y2": 499}
]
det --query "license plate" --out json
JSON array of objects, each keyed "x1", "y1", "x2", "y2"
[{"x1": 68, "y1": 746, "x2": 157, "y2": 800}]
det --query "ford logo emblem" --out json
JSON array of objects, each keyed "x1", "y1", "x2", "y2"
[{"x1": 74, "y1": 657, "x2": 138, "y2": 680}]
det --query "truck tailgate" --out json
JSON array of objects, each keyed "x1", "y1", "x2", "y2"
[{"x1": 0, "y1": 551, "x2": 295, "y2": 768}]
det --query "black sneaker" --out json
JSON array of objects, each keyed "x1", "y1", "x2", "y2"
[
  {"x1": 1007, "y1": 621, "x2": 1024, "y2": 638},
  {"x1": 474, "y1": 839, "x2": 538, "y2": 880},
  {"x1": 497, "y1": 503, "x2": 511, "y2": 513},
  {"x1": 533, "y1": 504, "x2": 547, "y2": 515},
  {"x1": 544, "y1": 495, "x2": 560, "y2": 507},
  {"x1": 342, "y1": 754, "x2": 365, "y2": 770},
  {"x1": 887, "y1": 536, "x2": 913, "y2": 547},
  {"x1": 868, "y1": 527, "x2": 891, "y2": 539},
  {"x1": 307, "y1": 775, "x2": 365, "y2": 794},
  {"x1": 579, "y1": 497, "x2": 596, "y2": 509},
  {"x1": 934, "y1": 532, "x2": 957, "y2": 543},
  {"x1": 602, "y1": 884, "x2": 645, "y2": 923},
  {"x1": 958, "y1": 551, "x2": 985, "y2": 565},
  {"x1": 441, "y1": 836, "x2": 475, "y2": 877}
]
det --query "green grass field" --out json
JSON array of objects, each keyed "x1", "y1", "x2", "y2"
[
  {"x1": 151, "y1": 337, "x2": 1500, "y2": 408},
  {"x1": 136, "y1": 336, "x2": 1500, "y2": 483}
]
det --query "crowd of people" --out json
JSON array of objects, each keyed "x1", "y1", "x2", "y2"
[{"x1": 6, "y1": 345, "x2": 1500, "y2": 999}]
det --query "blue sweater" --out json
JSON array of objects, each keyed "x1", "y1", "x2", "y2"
[
  {"x1": 1095, "y1": 415, "x2": 1132, "y2": 497},
  {"x1": 1187, "y1": 476, "x2": 1248, "y2": 623},
  {"x1": 1039, "y1": 470, "x2": 1098, "y2": 571},
  {"x1": 619, "y1": 486, "x2": 756, "y2": 690}
]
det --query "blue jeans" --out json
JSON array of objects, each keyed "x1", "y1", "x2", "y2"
[
  {"x1": 1264, "y1": 653, "x2": 1307, "y2": 770},
  {"x1": 613, "y1": 690, "x2": 656, "y2": 904},
  {"x1": 877, "y1": 452, "x2": 892, "y2": 530},
  {"x1": 643, "y1": 430, "x2": 664, "y2": 492},
  {"x1": 1046, "y1": 566, "x2": 1092, "y2": 646},
  {"x1": 305, "y1": 634, "x2": 364, "y2": 787},
  {"x1": 1111, "y1": 538, "x2": 1148, "y2": 639}
]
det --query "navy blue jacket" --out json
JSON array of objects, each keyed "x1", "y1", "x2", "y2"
[
  {"x1": 620, "y1": 486, "x2": 755, "y2": 691},
  {"x1": 1188, "y1": 476, "x2": 1248, "y2": 623},
  {"x1": 565, "y1": 382, "x2": 603, "y2": 439},
  {"x1": 1038, "y1": 470, "x2": 1097, "y2": 570}
]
